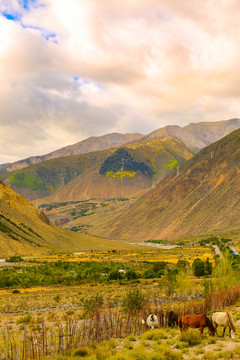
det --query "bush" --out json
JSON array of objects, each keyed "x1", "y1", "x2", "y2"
[
  {"x1": 82, "y1": 294, "x2": 104, "y2": 314},
  {"x1": 108, "y1": 270, "x2": 123, "y2": 281},
  {"x1": 6, "y1": 256, "x2": 23, "y2": 262},
  {"x1": 142, "y1": 329, "x2": 167, "y2": 341},
  {"x1": 17, "y1": 313, "x2": 32, "y2": 324},
  {"x1": 125, "y1": 269, "x2": 138, "y2": 280},
  {"x1": 74, "y1": 348, "x2": 88, "y2": 357},
  {"x1": 179, "y1": 329, "x2": 202, "y2": 346},
  {"x1": 122, "y1": 288, "x2": 145, "y2": 314},
  {"x1": 12, "y1": 289, "x2": 21, "y2": 294}
]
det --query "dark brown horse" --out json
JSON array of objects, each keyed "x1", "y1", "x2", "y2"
[{"x1": 179, "y1": 314, "x2": 215, "y2": 336}]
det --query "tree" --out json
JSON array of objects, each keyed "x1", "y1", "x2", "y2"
[
  {"x1": 192, "y1": 258, "x2": 205, "y2": 277},
  {"x1": 122, "y1": 288, "x2": 145, "y2": 314},
  {"x1": 159, "y1": 269, "x2": 178, "y2": 297},
  {"x1": 205, "y1": 258, "x2": 212, "y2": 275}
]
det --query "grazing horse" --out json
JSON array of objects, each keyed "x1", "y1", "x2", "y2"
[
  {"x1": 211, "y1": 312, "x2": 236, "y2": 339},
  {"x1": 179, "y1": 314, "x2": 215, "y2": 336},
  {"x1": 146, "y1": 314, "x2": 159, "y2": 329},
  {"x1": 168, "y1": 311, "x2": 178, "y2": 328}
]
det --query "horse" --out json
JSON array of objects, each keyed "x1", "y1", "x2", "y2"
[
  {"x1": 145, "y1": 314, "x2": 159, "y2": 329},
  {"x1": 211, "y1": 312, "x2": 236, "y2": 339},
  {"x1": 168, "y1": 311, "x2": 178, "y2": 328},
  {"x1": 179, "y1": 314, "x2": 215, "y2": 336}
]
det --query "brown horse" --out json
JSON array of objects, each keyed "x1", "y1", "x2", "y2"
[{"x1": 179, "y1": 314, "x2": 215, "y2": 336}]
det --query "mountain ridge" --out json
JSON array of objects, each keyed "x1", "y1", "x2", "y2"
[
  {"x1": 101, "y1": 128, "x2": 240, "y2": 241},
  {"x1": 2, "y1": 133, "x2": 143, "y2": 173}
]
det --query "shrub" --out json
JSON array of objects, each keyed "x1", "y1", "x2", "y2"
[
  {"x1": 17, "y1": 313, "x2": 32, "y2": 324},
  {"x1": 142, "y1": 329, "x2": 167, "y2": 341},
  {"x1": 125, "y1": 269, "x2": 138, "y2": 280},
  {"x1": 122, "y1": 288, "x2": 145, "y2": 314},
  {"x1": 6, "y1": 256, "x2": 23, "y2": 262},
  {"x1": 54, "y1": 294, "x2": 61, "y2": 303},
  {"x1": 74, "y1": 348, "x2": 88, "y2": 357},
  {"x1": 108, "y1": 270, "x2": 123, "y2": 281},
  {"x1": 12, "y1": 289, "x2": 21, "y2": 294},
  {"x1": 203, "y1": 352, "x2": 219, "y2": 360},
  {"x1": 82, "y1": 294, "x2": 104, "y2": 314},
  {"x1": 179, "y1": 329, "x2": 202, "y2": 346}
]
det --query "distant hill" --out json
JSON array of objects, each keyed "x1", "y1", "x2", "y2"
[
  {"x1": 0, "y1": 163, "x2": 10, "y2": 169},
  {"x1": 142, "y1": 118, "x2": 240, "y2": 152},
  {"x1": 2, "y1": 133, "x2": 143, "y2": 173},
  {"x1": 37, "y1": 137, "x2": 192, "y2": 203},
  {"x1": 0, "y1": 181, "x2": 141, "y2": 257},
  {"x1": 1, "y1": 137, "x2": 192, "y2": 202},
  {"x1": 103, "y1": 128, "x2": 240, "y2": 241}
]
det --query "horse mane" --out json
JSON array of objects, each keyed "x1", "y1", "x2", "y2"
[
  {"x1": 205, "y1": 315, "x2": 215, "y2": 332},
  {"x1": 227, "y1": 312, "x2": 236, "y2": 332}
]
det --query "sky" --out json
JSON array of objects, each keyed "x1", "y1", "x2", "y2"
[{"x1": 1, "y1": 0, "x2": 240, "y2": 164}]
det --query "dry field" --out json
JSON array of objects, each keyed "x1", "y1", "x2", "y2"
[{"x1": 29, "y1": 246, "x2": 214, "y2": 265}]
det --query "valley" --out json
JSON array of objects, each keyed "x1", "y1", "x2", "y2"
[{"x1": 1, "y1": 120, "x2": 240, "y2": 360}]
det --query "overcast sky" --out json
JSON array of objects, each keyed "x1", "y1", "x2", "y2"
[{"x1": 0, "y1": 0, "x2": 240, "y2": 164}]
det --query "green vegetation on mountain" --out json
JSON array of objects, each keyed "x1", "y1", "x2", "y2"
[
  {"x1": 10, "y1": 172, "x2": 47, "y2": 191},
  {"x1": 99, "y1": 148, "x2": 154, "y2": 177},
  {"x1": 104, "y1": 170, "x2": 137, "y2": 179}
]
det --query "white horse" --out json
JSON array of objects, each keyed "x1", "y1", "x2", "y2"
[
  {"x1": 212, "y1": 312, "x2": 236, "y2": 339},
  {"x1": 145, "y1": 314, "x2": 159, "y2": 329}
]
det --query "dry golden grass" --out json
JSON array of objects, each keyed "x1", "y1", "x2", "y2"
[{"x1": 29, "y1": 246, "x2": 213, "y2": 265}]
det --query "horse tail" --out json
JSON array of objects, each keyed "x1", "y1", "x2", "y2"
[
  {"x1": 179, "y1": 318, "x2": 182, "y2": 329},
  {"x1": 205, "y1": 315, "x2": 215, "y2": 332},
  {"x1": 227, "y1": 312, "x2": 236, "y2": 332}
]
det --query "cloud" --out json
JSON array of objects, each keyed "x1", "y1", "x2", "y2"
[{"x1": 0, "y1": 0, "x2": 240, "y2": 163}]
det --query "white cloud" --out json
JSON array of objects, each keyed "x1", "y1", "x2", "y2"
[{"x1": 0, "y1": 0, "x2": 240, "y2": 163}]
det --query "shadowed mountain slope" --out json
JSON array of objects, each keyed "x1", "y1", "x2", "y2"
[{"x1": 104, "y1": 128, "x2": 240, "y2": 241}]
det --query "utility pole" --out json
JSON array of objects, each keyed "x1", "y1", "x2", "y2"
[{"x1": 121, "y1": 157, "x2": 124, "y2": 198}]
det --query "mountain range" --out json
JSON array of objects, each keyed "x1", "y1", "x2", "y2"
[
  {"x1": 100, "y1": 128, "x2": 240, "y2": 241},
  {"x1": 1, "y1": 117, "x2": 240, "y2": 253},
  {"x1": 2, "y1": 133, "x2": 142, "y2": 173},
  {"x1": 1, "y1": 118, "x2": 240, "y2": 204}
]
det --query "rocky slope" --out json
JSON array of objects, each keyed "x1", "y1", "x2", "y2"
[
  {"x1": 0, "y1": 182, "x2": 137, "y2": 257},
  {"x1": 103, "y1": 128, "x2": 240, "y2": 241},
  {"x1": 142, "y1": 118, "x2": 240, "y2": 152}
]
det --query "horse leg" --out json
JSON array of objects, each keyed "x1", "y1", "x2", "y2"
[
  {"x1": 200, "y1": 326, "x2": 204, "y2": 334},
  {"x1": 229, "y1": 326, "x2": 231, "y2": 338},
  {"x1": 223, "y1": 326, "x2": 226, "y2": 337},
  {"x1": 214, "y1": 324, "x2": 219, "y2": 337}
]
